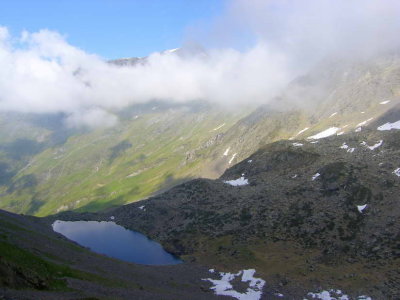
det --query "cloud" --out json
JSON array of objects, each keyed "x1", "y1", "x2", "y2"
[{"x1": 0, "y1": 0, "x2": 399, "y2": 127}]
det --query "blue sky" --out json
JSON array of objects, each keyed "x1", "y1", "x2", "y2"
[{"x1": 0, "y1": 0, "x2": 227, "y2": 59}]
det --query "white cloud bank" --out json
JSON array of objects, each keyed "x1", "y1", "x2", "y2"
[{"x1": 1, "y1": 0, "x2": 399, "y2": 127}]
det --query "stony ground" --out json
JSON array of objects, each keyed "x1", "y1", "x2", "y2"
[{"x1": 55, "y1": 129, "x2": 400, "y2": 299}]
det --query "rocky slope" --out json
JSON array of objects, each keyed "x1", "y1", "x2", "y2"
[
  {"x1": 55, "y1": 125, "x2": 400, "y2": 299},
  {"x1": 0, "y1": 56, "x2": 400, "y2": 299}
]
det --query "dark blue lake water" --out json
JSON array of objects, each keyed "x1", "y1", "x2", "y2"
[{"x1": 52, "y1": 220, "x2": 182, "y2": 265}]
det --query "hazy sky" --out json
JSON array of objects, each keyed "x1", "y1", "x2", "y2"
[{"x1": 0, "y1": 0, "x2": 227, "y2": 59}]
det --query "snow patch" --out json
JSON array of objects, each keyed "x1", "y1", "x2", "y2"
[
  {"x1": 223, "y1": 147, "x2": 231, "y2": 156},
  {"x1": 377, "y1": 120, "x2": 400, "y2": 131},
  {"x1": 308, "y1": 127, "x2": 340, "y2": 140},
  {"x1": 166, "y1": 47, "x2": 179, "y2": 53},
  {"x1": 292, "y1": 174, "x2": 298, "y2": 178},
  {"x1": 306, "y1": 289, "x2": 371, "y2": 300},
  {"x1": 224, "y1": 177, "x2": 249, "y2": 186},
  {"x1": 329, "y1": 112, "x2": 337, "y2": 118},
  {"x1": 110, "y1": 216, "x2": 115, "y2": 220},
  {"x1": 212, "y1": 123, "x2": 225, "y2": 131},
  {"x1": 297, "y1": 127, "x2": 309, "y2": 135},
  {"x1": 203, "y1": 269, "x2": 265, "y2": 300},
  {"x1": 336, "y1": 131, "x2": 345, "y2": 136},
  {"x1": 361, "y1": 140, "x2": 383, "y2": 150},
  {"x1": 292, "y1": 142, "x2": 303, "y2": 147},
  {"x1": 138, "y1": 205, "x2": 145, "y2": 211},
  {"x1": 379, "y1": 100, "x2": 390, "y2": 105},
  {"x1": 339, "y1": 143, "x2": 355, "y2": 152},
  {"x1": 357, "y1": 204, "x2": 367, "y2": 213},
  {"x1": 356, "y1": 118, "x2": 373, "y2": 127},
  {"x1": 355, "y1": 127, "x2": 362, "y2": 132},
  {"x1": 312, "y1": 173, "x2": 320, "y2": 181},
  {"x1": 229, "y1": 153, "x2": 237, "y2": 164},
  {"x1": 290, "y1": 127, "x2": 309, "y2": 139},
  {"x1": 393, "y1": 168, "x2": 400, "y2": 177},
  {"x1": 209, "y1": 269, "x2": 215, "y2": 273},
  {"x1": 248, "y1": 160, "x2": 252, "y2": 163}
]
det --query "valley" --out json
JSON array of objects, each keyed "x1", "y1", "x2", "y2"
[{"x1": 1, "y1": 50, "x2": 400, "y2": 299}]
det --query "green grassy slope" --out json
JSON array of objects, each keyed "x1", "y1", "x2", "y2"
[{"x1": 0, "y1": 105, "x2": 246, "y2": 216}]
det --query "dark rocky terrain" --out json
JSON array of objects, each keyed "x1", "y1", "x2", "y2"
[{"x1": 53, "y1": 128, "x2": 400, "y2": 299}]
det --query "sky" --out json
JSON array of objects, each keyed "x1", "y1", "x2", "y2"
[
  {"x1": 0, "y1": 0, "x2": 227, "y2": 59},
  {"x1": 1, "y1": 0, "x2": 400, "y2": 128}
]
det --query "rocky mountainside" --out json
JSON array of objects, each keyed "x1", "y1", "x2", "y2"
[
  {"x1": 56, "y1": 125, "x2": 400, "y2": 299},
  {"x1": 1, "y1": 54, "x2": 400, "y2": 218},
  {"x1": 2, "y1": 54, "x2": 400, "y2": 299}
]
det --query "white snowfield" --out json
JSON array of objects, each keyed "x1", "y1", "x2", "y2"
[
  {"x1": 166, "y1": 48, "x2": 179, "y2": 53},
  {"x1": 224, "y1": 147, "x2": 231, "y2": 156},
  {"x1": 297, "y1": 127, "x2": 310, "y2": 135},
  {"x1": 307, "y1": 289, "x2": 372, "y2": 300},
  {"x1": 361, "y1": 140, "x2": 383, "y2": 150},
  {"x1": 289, "y1": 127, "x2": 309, "y2": 140},
  {"x1": 203, "y1": 269, "x2": 265, "y2": 300},
  {"x1": 329, "y1": 112, "x2": 338, "y2": 118},
  {"x1": 308, "y1": 127, "x2": 340, "y2": 140},
  {"x1": 340, "y1": 143, "x2": 355, "y2": 153},
  {"x1": 356, "y1": 118, "x2": 374, "y2": 127},
  {"x1": 312, "y1": 173, "x2": 320, "y2": 180},
  {"x1": 393, "y1": 168, "x2": 400, "y2": 177},
  {"x1": 357, "y1": 204, "x2": 367, "y2": 213},
  {"x1": 224, "y1": 177, "x2": 249, "y2": 186},
  {"x1": 229, "y1": 153, "x2": 237, "y2": 164},
  {"x1": 212, "y1": 123, "x2": 225, "y2": 131},
  {"x1": 379, "y1": 100, "x2": 390, "y2": 105},
  {"x1": 377, "y1": 120, "x2": 400, "y2": 131}
]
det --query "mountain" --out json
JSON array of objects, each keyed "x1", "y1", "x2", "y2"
[
  {"x1": 2, "y1": 53, "x2": 400, "y2": 299},
  {"x1": 0, "y1": 102, "x2": 247, "y2": 216},
  {"x1": 54, "y1": 127, "x2": 400, "y2": 299},
  {"x1": 1, "y1": 54, "x2": 400, "y2": 217}
]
